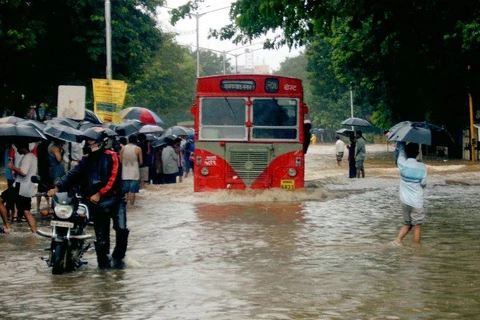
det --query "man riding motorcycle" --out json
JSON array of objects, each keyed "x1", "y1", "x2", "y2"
[{"x1": 48, "y1": 127, "x2": 128, "y2": 269}]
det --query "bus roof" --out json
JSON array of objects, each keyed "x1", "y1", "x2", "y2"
[{"x1": 196, "y1": 74, "x2": 303, "y2": 97}]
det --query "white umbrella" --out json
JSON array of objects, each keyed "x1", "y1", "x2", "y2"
[
  {"x1": 164, "y1": 126, "x2": 193, "y2": 136},
  {"x1": 139, "y1": 124, "x2": 164, "y2": 134}
]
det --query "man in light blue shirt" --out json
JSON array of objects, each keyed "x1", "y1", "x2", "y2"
[{"x1": 394, "y1": 142, "x2": 427, "y2": 244}]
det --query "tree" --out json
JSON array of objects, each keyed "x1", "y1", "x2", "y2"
[
  {"x1": 0, "y1": 0, "x2": 164, "y2": 117},
  {"x1": 126, "y1": 36, "x2": 197, "y2": 128},
  {"x1": 213, "y1": 0, "x2": 480, "y2": 156},
  {"x1": 193, "y1": 50, "x2": 231, "y2": 76}
]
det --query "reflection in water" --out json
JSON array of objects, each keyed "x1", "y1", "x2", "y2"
[{"x1": 1, "y1": 145, "x2": 480, "y2": 319}]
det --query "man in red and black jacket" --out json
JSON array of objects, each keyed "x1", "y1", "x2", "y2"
[{"x1": 49, "y1": 128, "x2": 128, "y2": 269}]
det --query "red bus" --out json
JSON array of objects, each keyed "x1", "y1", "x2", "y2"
[{"x1": 191, "y1": 74, "x2": 309, "y2": 192}]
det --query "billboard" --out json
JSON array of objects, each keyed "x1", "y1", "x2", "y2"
[
  {"x1": 58, "y1": 85, "x2": 86, "y2": 120},
  {"x1": 92, "y1": 79, "x2": 128, "y2": 123}
]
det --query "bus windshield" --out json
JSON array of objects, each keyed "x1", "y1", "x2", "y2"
[
  {"x1": 252, "y1": 98, "x2": 298, "y2": 140},
  {"x1": 199, "y1": 97, "x2": 299, "y2": 141},
  {"x1": 200, "y1": 97, "x2": 247, "y2": 140}
]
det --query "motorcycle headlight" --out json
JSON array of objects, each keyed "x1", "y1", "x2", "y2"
[{"x1": 54, "y1": 204, "x2": 74, "y2": 219}]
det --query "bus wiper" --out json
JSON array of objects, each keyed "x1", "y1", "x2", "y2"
[{"x1": 224, "y1": 97, "x2": 238, "y2": 123}]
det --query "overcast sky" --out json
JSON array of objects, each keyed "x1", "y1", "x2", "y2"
[{"x1": 156, "y1": 0, "x2": 303, "y2": 71}]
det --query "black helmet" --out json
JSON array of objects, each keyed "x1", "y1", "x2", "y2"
[{"x1": 83, "y1": 127, "x2": 108, "y2": 154}]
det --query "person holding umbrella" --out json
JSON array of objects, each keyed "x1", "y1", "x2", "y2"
[
  {"x1": 394, "y1": 142, "x2": 427, "y2": 244},
  {"x1": 354, "y1": 130, "x2": 366, "y2": 178}
]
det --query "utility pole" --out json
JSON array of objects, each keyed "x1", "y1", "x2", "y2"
[
  {"x1": 105, "y1": 0, "x2": 112, "y2": 79},
  {"x1": 468, "y1": 65, "x2": 476, "y2": 162},
  {"x1": 193, "y1": 5, "x2": 229, "y2": 78},
  {"x1": 350, "y1": 82, "x2": 354, "y2": 130}
]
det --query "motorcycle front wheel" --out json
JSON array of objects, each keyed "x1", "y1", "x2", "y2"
[{"x1": 52, "y1": 243, "x2": 67, "y2": 275}]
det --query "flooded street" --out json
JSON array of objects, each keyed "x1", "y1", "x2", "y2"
[{"x1": 1, "y1": 144, "x2": 480, "y2": 319}]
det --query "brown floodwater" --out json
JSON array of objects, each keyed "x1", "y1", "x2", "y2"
[{"x1": 1, "y1": 144, "x2": 480, "y2": 319}]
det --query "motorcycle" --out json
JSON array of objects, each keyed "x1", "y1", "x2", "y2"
[{"x1": 33, "y1": 176, "x2": 93, "y2": 275}]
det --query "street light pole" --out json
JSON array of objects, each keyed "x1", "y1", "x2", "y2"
[
  {"x1": 350, "y1": 83, "x2": 354, "y2": 118},
  {"x1": 196, "y1": 13, "x2": 200, "y2": 78},
  {"x1": 192, "y1": 5, "x2": 229, "y2": 78},
  {"x1": 350, "y1": 83, "x2": 354, "y2": 130},
  {"x1": 105, "y1": 0, "x2": 112, "y2": 80},
  {"x1": 222, "y1": 42, "x2": 263, "y2": 74}
]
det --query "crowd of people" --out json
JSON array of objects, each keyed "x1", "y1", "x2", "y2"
[
  {"x1": 0, "y1": 121, "x2": 426, "y2": 266},
  {"x1": 0, "y1": 127, "x2": 196, "y2": 269},
  {"x1": 1, "y1": 130, "x2": 196, "y2": 227}
]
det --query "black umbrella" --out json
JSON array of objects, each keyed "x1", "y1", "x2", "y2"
[
  {"x1": 113, "y1": 120, "x2": 145, "y2": 136},
  {"x1": 0, "y1": 116, "x2": 23, "y2": 124},
  {"x1": 44, "y1": 124, "x2": 84, "y2": 143},
  {"x1": 0, "y1": 123, "x2": 47, "y2": 142},
  {"x1": 342, "y1": 117, "x2": 372, "y2": 127},
  {"x1": 387, "y1": 121, "x2": 453, "y2": 146},
  {"x1": 18, "y1": 119, "x2": 47, "y2": 131},
  {"x1": 83, "y1": 109, "x2": 103, "y2": 124},
  {"x1": 79, "y1": 122, "x2": 102, "y2": 131},
  {"x1": 47, "y1": 117, "x2": 80, "y2": 129},
  {"x1": 336, "y1": 128, "x2": 355, "y2": 137},
  {"x1": 103, "y1": 127, "x2": 118, "y2": 137}
]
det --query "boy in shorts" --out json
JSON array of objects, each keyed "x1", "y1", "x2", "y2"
[{"x1": 394, "y1": 142, "x2": 427, "y2": 244}]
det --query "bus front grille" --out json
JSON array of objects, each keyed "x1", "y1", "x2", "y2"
[{"x1": 228, "y1": 149, "x2": 270, "y2": 187}]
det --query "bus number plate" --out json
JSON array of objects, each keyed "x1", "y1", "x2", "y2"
[{"x1": 281, "y1": 180, "x2": 295, "y2": 190}]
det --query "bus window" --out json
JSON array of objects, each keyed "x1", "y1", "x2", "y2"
[
  {"x1": 252, "y1": 98, "x2": 298, "y2": 140},
  {"x1": 200, "y1": 97, "x2": 247, "y2": 140}
]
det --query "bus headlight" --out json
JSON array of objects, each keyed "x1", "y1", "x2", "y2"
[
  {"x1": 288, "y1": 168, "x2": 297, "y2": 177},
  {"x1": 201, "y1": 167, "x2": 210, "y2": 176}
]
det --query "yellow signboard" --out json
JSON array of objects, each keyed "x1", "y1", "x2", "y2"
[{"x1": 92, "y1": 79, "x2": 128, "y2": 123}]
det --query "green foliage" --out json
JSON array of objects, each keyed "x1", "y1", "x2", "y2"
[
  {"x1": 126, "y1": 36, "x2": 196, "y2": 128},
  {"x1": 0, "y1": 0, "x2": 163, "y2": 117},
  {"x1": 193, "y1": 50, "x2": 232, "y2": 76},
  {"x1": 220, "y1": 0, "x2": 480, "y2": 153}
]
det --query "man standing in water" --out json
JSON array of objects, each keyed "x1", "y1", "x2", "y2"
[
  {"x1": 354, "y1": 130, "x2": 366, "y2": 178},
  {"x1": 394, "y1": 142, "x2": 427, "y2": 244}
]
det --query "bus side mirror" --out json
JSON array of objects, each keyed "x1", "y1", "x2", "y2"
[
  {"x1": 190, "y1": 105, "x2": 196, "y2": 115},
  {"x1": 303, "y1": 105, "x2": 309, "y2": 114}
]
